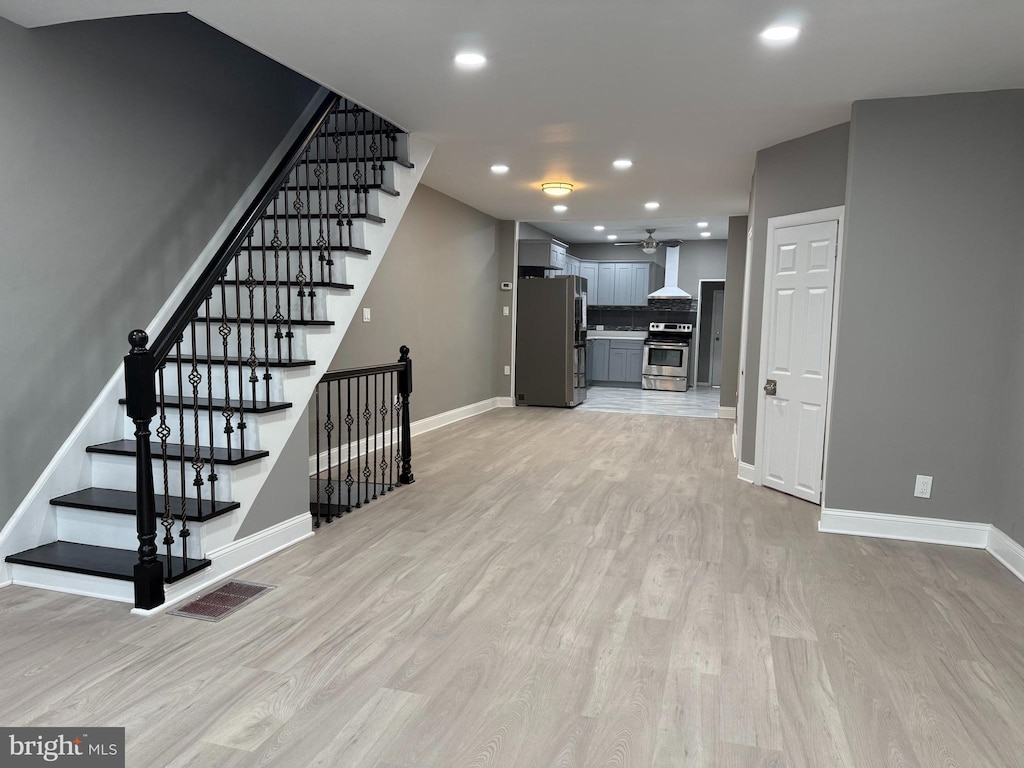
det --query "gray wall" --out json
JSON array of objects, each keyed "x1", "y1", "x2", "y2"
[
  {"x1": 739, "y1": 123, "x2": 850, "y2": 463},
  {"x1": 313, "y1": 184, "x2": 504, "y2": 454},
  {"x1": 237, "y1": 407, "x2": 310, "y2": 539},
  {"x1": 676, "y1": 240, "x2": 727, "y2": 298},
  {"x1": 720, "y1": 215, "x2": 748, "y2": 409},
  {"x1": 824, "y1": 91, "x2": 1024, "y2": 536},
  {"x1": 0, "y1": 14, "x2": 316, "y2": 531},
  {"x1": 518, "y1": 222, "x2": 560, "y2": 241}
]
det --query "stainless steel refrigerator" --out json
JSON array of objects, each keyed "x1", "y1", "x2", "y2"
[{"x1": 515, "y1": 276, "x2": 587, "y2": 407}]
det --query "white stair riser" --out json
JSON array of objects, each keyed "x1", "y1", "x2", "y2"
[
  {"x1": 224, "y1": 257, "x2": 350, "y2": 286},
  {"x1": 160, "y1": 361, "x2": 306, "y2": 402},
  {"x1": 267, "y1": 187, "x2": 386, "y2": 219},
  {"x1": 245, "y1": 216, "x2": 370, "y2": 250},
  {"x1": 177, "y1": 322, "x2": 321, "y2": 360},
  {"x1": 206, "y1": 285, "x2": 331, "y2": 321},
  {"x1": 91, "y1": 452, "x2": 236, "y2": 501},
  {"x1": 9, "y1": 565, "x2": 134, "y2": 603},
  {"x1": 119, "y1": 404, "x2": 262, "y2": 451},
  {"x1": 55, "y1": 506, "x2": 206, "y2": 559}
]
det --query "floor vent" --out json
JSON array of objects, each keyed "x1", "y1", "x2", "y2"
[{"x1": 169, "y1": 580, "x2": 275, "y2": 622}]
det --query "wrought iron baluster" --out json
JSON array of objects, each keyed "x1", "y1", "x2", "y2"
[
  {"x1": 282, "y1": 188, "x2": 294, "y2": 364},
  {"x1": 314, "y1": 384, "x2": 321, "y2": 528},
  {"x1": 393, "y1": 370, "x2": 402, "y2": 487},
  {"x1": 344, "y1": 106, "x2": 355, "y2": 246},
  {"x1": 363, "y1": 374, "x2": 372, "y2": 505},
  {"x1": 293, "y1": 158, "x2": 307, "y2": 323},
  {"x1": 175, "y1": 337, "x2": 187, "y2": 576},
  {"x1": 156, "y1": 365, "x2": 174, "y2": 570},
  {"x1": 371, "y1": 112, "x2": 383, "y2": 187},
  {"x1": 260, "y1": 217, "x2": 273, "y2": 403},
  {"x1": 314, "y1": 124, "x2": 328, "y2": 286},
  {"x1": 355, "y1": 376, "x2": 362, "y2": 508},
  {"x1": 204, "y1": 297, "x2": 218, "y2": 514},
  {"x1": 303, "y1": 145, "x2": 316, "y2": 320},
  {"x1": 234, "y1": 248, "x2": 248, "y2": 456},
  {"x1": 372, "y1": 372, "x2": 379, "y2": 500},
  {"x1": 218, "y1": 277, "x2": 235, "y2": 461},
  {"x1": 379, "y1": 372, "x2": 389, "y2": 495},
  {"x1": 271, "y1": 194, "x2": 285, "y2": 364},
  {"x1": 336, "y1": 377, "x2": 344, "y2": 517},
  {"x1": 388, "y1": 369, "x2": 396, "y2": 491},
  {"x1": 345, "y1": 378, "x2": 354, "y2": 513},
  {"x1": 324, "y1": 379, "x2": 335, "y2": 523},
  {"x1": 245, "y1": 248, "x2": 259, "y2": 408}
]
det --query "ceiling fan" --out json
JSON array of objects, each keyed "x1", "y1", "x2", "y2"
[{"x1": 612, "y1": 228, "x2": 683, "y2": 254}]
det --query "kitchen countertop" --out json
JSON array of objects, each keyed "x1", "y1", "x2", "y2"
[{"x1": 586, "y1": 330, "x2": 647, "y2": 340}]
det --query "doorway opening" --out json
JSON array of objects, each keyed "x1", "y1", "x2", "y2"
[{"x1": 695, "y1": 279, "x2": 726, "y2": 388}]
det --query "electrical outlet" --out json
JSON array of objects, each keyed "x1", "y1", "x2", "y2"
[
  {"x1": 504, "y1": 365, "x2": 511, "y2": 375},
  {"x1": 914, "y1": 474, "x2": 933, "y2": 499},
  {"x1": 362, "y1": 308, "x2": 371, "y2": 323},
  {"x1": 502, "y1": 306, "x2": 510, "y2": 317}
]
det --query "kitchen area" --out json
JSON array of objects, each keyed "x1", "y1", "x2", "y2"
[{"x1": 514, "y1": 222, "x2": 728, "y2": 418}]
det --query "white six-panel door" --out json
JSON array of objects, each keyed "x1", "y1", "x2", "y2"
[{"x1": 757, "y1": 218, "x2": 839, "y2": 503}]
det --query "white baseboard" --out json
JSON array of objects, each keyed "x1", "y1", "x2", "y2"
[
  {"x1": 309, "y1": 396, "x2": 505, "y2": 475},
  {"x1": 131, "y1": 511, "x2": 312, "y2": 616},
  {"x1": 819, "y1": 508, "x2": 990, "y2": 548},
  {"x1": 718, "y1": 406, "x2": 736, "y2": 419},
  {"x1": 731, "y1": 427, "x2": 737, "y2": 459},
  {"x1": 737, "y1": 461, "x2": 756, "y2": 484},
  {"x1": 986, "y1": 526, "x2": 1024, "y2": 583}
]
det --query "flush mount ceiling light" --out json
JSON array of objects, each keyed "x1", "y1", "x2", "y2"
[
  {"x1": 552, "y1": 204, "x2": 568, "y2": 212},
  {"x1": 645, "y1": 201, "x2": 660, "y2": 210},
  {"x1": 701, "y1": 232, "x2": 712, "y2": 238},
  {"x1": 593, "y1": 225, "x2": 605, "y2": 231},
  {"x1": 541, "y1": 182, "x2": 573, "y2": 197},
  {"x1": 613, "y1": 159, "x2": 633, "y2": 170},
  {"x1": 760, "y1": 25, "x2": 801, "y2": 43},
  {"x1": 490, "y1": 164, "x2": 509, "y2": 174},
  {"x1": 454, "y1": 51, "x2": 487, "y2": 69},
  {"x1": 697, "y1": 221, "x2": 709, "y2": 228},
  {"x1": 606, "y1": 234, "x2": 618, "y2": 240}
]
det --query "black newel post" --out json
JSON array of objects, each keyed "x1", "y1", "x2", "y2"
[
  {"x1": 398, "y1": 345, "x2": 415, "y2": 485},
  {"x1": 124, "y1": 330, "x2": 165, "y2": 609}
]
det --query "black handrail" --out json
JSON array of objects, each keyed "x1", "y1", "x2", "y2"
[
  {"x1": 320, "y1": 361, "x2": 405, "y2": 381},
  {"x1": 150, "y1": 92, "x2": 340, "y2": 363}
]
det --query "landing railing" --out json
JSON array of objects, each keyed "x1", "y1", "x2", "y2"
[
  {"x1": 122, "y1": 92, "x2": 408, "y2": 609},
  {"x1": 310, "y1": 346, "x2": 414, "y2": 527}
]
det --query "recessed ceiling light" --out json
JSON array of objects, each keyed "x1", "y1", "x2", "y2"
[
  {"x1": 593, "y1": 225, "x2": 605, "y2": 231},
  {"x1": 541, "y1": 182, "x2": 573, "y2": 197},
  {"x1": 490, "y1": 164, "x2": 509, "y2": 174},
  {"x1": 613, "y1": 159, "x2": 633, "y2": 170},
  {"x1": 760, "y1": 25, "x2": 801, "y2": 43},
  {"x1": 697, "y1": 221, "x2": 709, "y2": 228},
  {"x1": 552, "y1": 204, "x2": 567, "y2": 213},
  {"x1": 701, "y1": 232, "x2": 712, "y2": 237},
  {"x1": 454, "y1": 51, "x2": 487, "y2": 69},
  {"x1": 645, "y1": 201, "x2": 660, "y2": 210},
  {"x1": 607, "y1": 234, "x2": 617, "y2": 240}
]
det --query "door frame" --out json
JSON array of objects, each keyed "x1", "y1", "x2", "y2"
[
  {"x1": 753, "y1": 205, "x2": 845, "y2": 504},
  {"x1": 693, "y1": 278, "x2": 726, "y2": 386},
  {"x1": 736, "y1": 227, "x2": 753, "y2": 460}
]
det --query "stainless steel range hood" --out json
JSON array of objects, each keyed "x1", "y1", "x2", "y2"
[{"x1": 648, "y1": 245, "x2": 691, "y2": 299}]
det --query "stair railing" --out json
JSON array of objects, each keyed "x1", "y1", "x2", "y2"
[
  {"x1": 122, "y1": 92, "x2": 407, "y2": 609},
  {"x1": 310, "y1": 346, "x2": 414, "y2": 528}
]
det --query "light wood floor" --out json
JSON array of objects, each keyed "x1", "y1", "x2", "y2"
[{"x1": 2, "y1": 408, "x2": 1024, "y2": 767}]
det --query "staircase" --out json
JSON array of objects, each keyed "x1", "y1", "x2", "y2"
[{"x1": 1, "y1": 91, "x2": 430, "y2": 611}]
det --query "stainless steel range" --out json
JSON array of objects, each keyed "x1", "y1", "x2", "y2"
[{"x1": 642, "y1": 322, "x2": 692, "y2": 391}]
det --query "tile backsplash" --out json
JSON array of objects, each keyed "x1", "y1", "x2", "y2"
[{"x1": 589, "y1": 301, "x2": 697, "y2": 330}]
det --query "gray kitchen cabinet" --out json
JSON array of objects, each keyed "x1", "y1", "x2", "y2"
[
  {"x1": 626, "y1": 348, "x2": 644, "y2": 383},
  {"x1": 590, "y1": 339, "x2": 610, "y2": 381},
  {"x1": 608, "y1": 348, "x2": 627, "y2": 382},
  {"x1": 631, "y1": 263, "x2": 650, "y2": 305},
  {"x1": 519, "y1": 239, "x2": 569, "y2": 270},
  {"x1": 579, "y1": 262, "x2": 598, "y2": 301},
  {"x1": 586, "y1": 340, "x2": 594, "y2": 385},
  {"x1": 613, "y1": 263, "x2": 633, "y2": 305},
  {"x1": 597, "y1": 263, "x2": 615, "y2": 305}
]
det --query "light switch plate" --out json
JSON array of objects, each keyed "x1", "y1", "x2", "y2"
[
  {"x1": 502, "y1": 306, "x2": 510, "y2": 317},
  {"x1": 504, "y1": 365, "x2": 511, "y2": 375},
  {"x1": 362, "y1": 308, "x2": 371, "y2": 323}
]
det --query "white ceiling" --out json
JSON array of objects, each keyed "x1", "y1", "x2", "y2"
[
  {"x1": 4, "y1": 0, "x2": 1024, "y2": 236},
  {"x1": 532, "y1": 218, "x2": 728, "y2": 245}
]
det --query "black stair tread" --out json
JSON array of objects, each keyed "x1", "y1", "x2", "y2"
[
  {"x1": 5, "y1": 541, "x2": 210, "y2": 584},
  {"x1": 214, "y1": 278, "x2": 356, "y2": 291},
  {"x1": 280, "y1": 183, "x2": 399, "y2": 197},
  {"x1": 322, "y1": 128, "x2": 405, "y2": 137},
  {"x1": 164, "y1": 354, "x2": 315, "y2": 368},
  {"x1": 297, "y1": 155, "x2": 414, "y2": 169},
  {"x1": 269, "y1": 212, "x2": 385, "y2": 224},
  {"x1": 51, "y1": 488, "x2": 239, "y2": 522},
  {"x1": 197, "y1": 315, "x2": 335, "y2": 327},
  {"x1": 238, "y1": 243, "x2": 371, "y2": 256},
  {"x1": 87, "y1": 440, "x2": 269, "y2": 466},
  {"x1": 117, "y1": 396, "x2": 291, "y2": 414}
]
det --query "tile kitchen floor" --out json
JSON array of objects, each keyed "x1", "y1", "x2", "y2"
[{"x1": 578, "y1": 383, "x2": 721, "y2": 418}]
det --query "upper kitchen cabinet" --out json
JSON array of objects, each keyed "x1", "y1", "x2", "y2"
[
  {"x1": 631, "y1": 263, "x2": 650, "y2": 305},
  {"x1": 579, "y1": 262, "x2": 598, "y2": 297},
  {"x1": 596, "y1": 263, "x2": 616, "y2": 305},
  {"x1": 584, "y1": 260, "x2": 660, "y2": 307},
  {"x1": 519, "y1": 238, "x2": 571, "y2": 271}
]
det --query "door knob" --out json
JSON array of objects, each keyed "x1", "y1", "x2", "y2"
[{"x1": 764, "y1": 379, "x2": 777, "y2": 396}]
